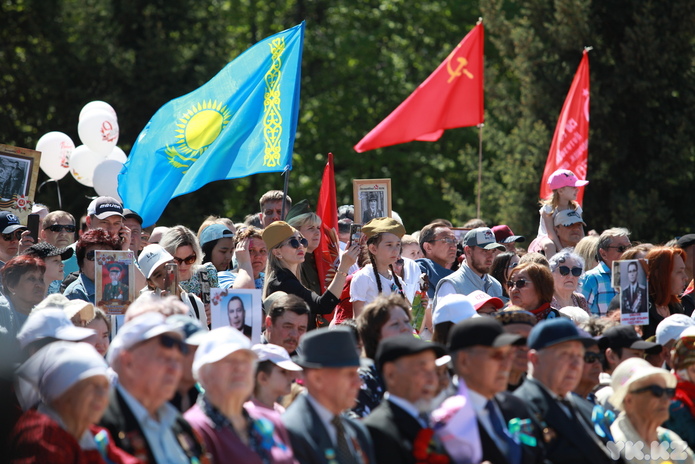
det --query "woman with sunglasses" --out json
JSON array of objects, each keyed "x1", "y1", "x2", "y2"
[
  {"x1": 490, "y1": 251, "x2": 520, "y2": 303},
  {"x1": 507, "y1": 262, "x2": 559, "y2": 321},
  {"x1": 609, "y1": 357, "x2": 694, "y2": 464},
  {"x1": 548, "y1": 249, "x2": 589, "y2": 314},
  {"x1": 161, "y1": 225, "x2": 216, "y2": 323},
  {"x1": 262, "y1": 221, "x2": 359, "y2": 330},
  {"x1": 63, "y1": 229, "x2": 120, "y2": 304}
]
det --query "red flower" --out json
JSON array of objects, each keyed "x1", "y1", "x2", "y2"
[{"x1": 413, "y1": 428, "x2": 450, "y2": 464}]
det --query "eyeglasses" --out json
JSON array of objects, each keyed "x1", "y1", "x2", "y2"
[
  {"x1": 428, "y1": 238, "x2": 457, "y2": 246},
  {"x1": 607, "y1": 245, "x2": 630, "y2": 253},
  {"x1": 558, "y1": 266, "x2": 583, "y2": 277},
  {"x1": 158, "y1": 334, "x2": 189, "y2": 355},
  {"x1": 85, "y1": 250, "x2": 97, "y2": 261},
  {"x1": 629, "y1": 384, "x2": 675, "y2": 399},
  {"x1": 507, "y1": 262, "x2": 519, "y2": 270},
  {"x1": 174, "y1": 254, "x2": 197, "y2": 265},
  {"x1": 284, "y1": 237, "x2": 308, "y2": 249},
  {"x1": 507, "y1": 279, "x2": 529, "y2": 289},
  {"x1": 584, "y1": 352, "x2": 605, "y2": 364},
  {"x1": 44, "y1": 224, "x2": 76, "y2": 233}
]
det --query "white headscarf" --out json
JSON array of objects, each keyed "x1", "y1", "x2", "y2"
[{"x1": 16, "y1": 341, "x2": 108, "y2": 405}]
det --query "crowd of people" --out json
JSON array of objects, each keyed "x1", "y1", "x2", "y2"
[{"x1": 0, "y1": 168, "x2": 694, "y2": 464}]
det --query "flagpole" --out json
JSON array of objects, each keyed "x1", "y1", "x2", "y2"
[
  {"x1": 281, "y1": 166, "x2": 290, "y2": 219},
  {"x1": 476, "y1": 123, "x2": 484, "y2": 218}
]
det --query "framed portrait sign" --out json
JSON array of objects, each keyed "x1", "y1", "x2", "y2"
[
  {"x1": 617, "y1": 259, "x2": 649, "y2": 326},
  {"x1": 0, "y1": 144, "x2": 42, "y2": 223},
  {"x1": 95, "y1": 250, "x2": 137, "y2": 315},
  {"x1": 210, "y1": 288, "x2": 262, "y2": 343},
  {"x1": 353, "y1": 178, "x2": 392, "y2": 224}
]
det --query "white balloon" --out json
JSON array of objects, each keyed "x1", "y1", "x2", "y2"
[
  {"x1": 70, "y1": 145, "x2": 106, "y2": 187},
  {"x1": 79, "y1": 101, "x2": 117, "y2": 122},
  {"x1": 93, "y1": 159, "x2": 124, "y2": 201},
  {"x1": 78, "y1": 109, "x2": 119, "y2": 156},
  {"x1": 106, "y1": 146, "x2": 127, "y2": 164},
  {"x1": 36, "y1": 131, "x2": 74, "y2": 181}
]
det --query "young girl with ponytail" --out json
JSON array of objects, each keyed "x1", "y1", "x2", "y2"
[{"x1": 350, "y1": 217, "x2": 407, "y2": 317}]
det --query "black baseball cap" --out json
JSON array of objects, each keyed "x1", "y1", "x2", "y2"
[
  {"x1": 448, "y1": 317, "x2": 524, "y2": 352},
  {"x1": 598, "y1": 325, "x2": 660, "y2": 352},
  {"x1": 0, "y1": 211, "x2": 27, "y2": 234},
  {"x1": 24, "y1": 242, "x2": 73, "y2": 260}
]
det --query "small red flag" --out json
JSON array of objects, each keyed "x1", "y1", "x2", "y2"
[
  {"x1": 354, "y1": 23, "x2": 484, "y2": 152},
  {"x1": 540, "y1": 50, "x2": 590, "y2": 204},
  {"x1": 315, "y1": 153, "x2": 340, "y2": 302}
]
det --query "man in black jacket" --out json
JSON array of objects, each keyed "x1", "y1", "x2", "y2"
[
  {"x1": 514, "y1": 318, "x2": 623, "y2": 464},
  {"x1": 449, "y1": 317, "x2": 546, "y2": 464},
  {"x1": 363, "y1": 335, "x2": 447, "y2": 464}
]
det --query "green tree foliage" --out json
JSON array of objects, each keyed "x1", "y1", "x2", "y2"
[{"x1": 1, "y1": 0, "x2": 693, "y2": 240}]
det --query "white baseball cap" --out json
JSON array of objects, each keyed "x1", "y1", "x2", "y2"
[
  {"x1": 17, "y1": 308, "x2": 96, "y2": 350},
  {"x1": 106, "y1": 312, "x2": 183, "y2": 364},
  {"x1": 192, "y1": 327, "x2": 255, "y2": 380},
  {"x1": 433, "y1": 294, "x2": 478, "y2": 325},
  {"x1": 252, "y1": 343, "x2": 302, "y2": 371},
  {"x1": 656, "y1": 314, "x2": 695, "y2": 345},
  {"x1": 138, "y1": 244, "x2": 174, "y2": 279}
]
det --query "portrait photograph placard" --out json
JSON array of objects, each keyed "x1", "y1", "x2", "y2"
[
  {"x1": 0, "y1": 144, "x2": 42, "y2": 223},
  {"x1": 210, "y1": 288, "x2": 262, "y2": 343},
  {"x1": 618, "y1": 259, "x2": 649, "y2": 326},
  {"x1": 95, "y1": 250, "x2": 136, "y2": 315},
  {"x1": 353, "y1": 178, "x2": 392, "y2": 224}
]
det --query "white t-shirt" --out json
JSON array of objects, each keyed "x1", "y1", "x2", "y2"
[{"x1": 350, "y1": 264, "x2": 398, "y2": 304}]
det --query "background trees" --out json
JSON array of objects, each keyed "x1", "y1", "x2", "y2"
[{"x1": 1, "y1": 0, "x2": 693, "y2": 241}]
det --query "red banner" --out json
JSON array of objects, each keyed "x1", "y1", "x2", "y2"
[
  {"x1": 540, "y1": 50, "x2": 590, "y2": 204},
  {"x1": 354, "y1": 23, "x2": 484, "y2": 152},
  {"x1": 314, "y1": 153, "x2": 340, "y2": 301}
]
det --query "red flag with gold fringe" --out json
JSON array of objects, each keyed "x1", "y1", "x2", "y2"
[{"x1": 314, "y1": 154, "x2": 340, "y2": 305}]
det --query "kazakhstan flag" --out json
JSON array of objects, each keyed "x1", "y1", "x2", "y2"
[{"x1": 118, "y1": 22, "x2": 305, "y2": 226}]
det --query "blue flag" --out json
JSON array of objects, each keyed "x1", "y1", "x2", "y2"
[{"x1": 118, "y1": 22, "x2": 305, "y2": 226}]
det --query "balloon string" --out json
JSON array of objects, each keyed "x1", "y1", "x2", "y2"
[{"x1": 37, "y1": 179, "x2": 62, "y2": 209}]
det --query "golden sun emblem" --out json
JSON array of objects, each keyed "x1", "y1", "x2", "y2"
[
  {"x1": 175, "y1": 100, "x2": 232, "y2": 155},
  {"x1": 166, "y1": 100, "x2": 232, "y2": 172}
]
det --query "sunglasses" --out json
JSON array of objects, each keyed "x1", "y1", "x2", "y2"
[
  {"x1": 507, "y1": 279, "x2": 529, "y2": 289},
  {"x1": 607, "y1": 245, "x2": 630, "y2": 253},
  {"x1": 85, "y1": 250, "x2": 97, "y2": 261},
  {"x1": 630, "y1": 384, "x2": 675, "y2": 399},
  {"x1": 174, "y1": 254, "x2": 197, "y2": 265},
  {"x1": 158, "y1": 334, "x2": 189, "y2": 355},
  {"x1": 584, "y1": 352, "x2": 605, "y2": 364},
  {"x1": 284, "y1": 237, "x2": 309, "y2": 249},
  {"x1": 558, "y1": 266, "x2": 583, "y2": 277},
  {"x1": 44, "y1": 224, "x2": 76, "y2": 233},
  {"x1": 1, "y1": 230, "x2": 23, "y2": 241}
]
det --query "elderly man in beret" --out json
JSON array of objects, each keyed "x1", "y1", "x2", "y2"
[
  {"x1": 282, "y1": 327, "x2": 376, "y2": 464},
  {"x1": 99, "y1": 313, "x2": 206, "y2": 463},
  {"x1": 362, "y1": 334, "x2": 447, "y2": 464},
  {"x1": 513, "y1": 318, "x2": 620, "y2": 464},
  {"x1": 448, "y1": 317, "x2": 544, "y2": 464}
]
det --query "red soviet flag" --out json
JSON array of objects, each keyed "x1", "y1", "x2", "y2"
[
  {"x1": 540, "y1": 50, "x2": 590, "y2": 204},
  {"x1": 354, "y1": 22, "x2": 484, "y2": 152},
  {"x1": 315, "y1": 153, "x2": 340, "y2": 298}
]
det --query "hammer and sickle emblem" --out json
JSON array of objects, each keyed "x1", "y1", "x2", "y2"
[{"x1": 447, "y1": 56, "x2": 474, "y2": 83}]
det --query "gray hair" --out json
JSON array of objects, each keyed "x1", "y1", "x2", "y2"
[
  {"x1": 548, "y1": 248, "x2": 586, "y2": 274},
  {"x1": 598, "y1": 228, "x2": 630, "y2": 252}
]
